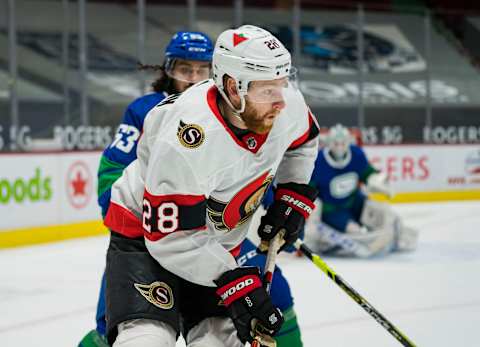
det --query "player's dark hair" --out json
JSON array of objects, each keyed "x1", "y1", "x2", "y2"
[{"x1": 137, "y1": 62, "x2": 177, "y2": 94}]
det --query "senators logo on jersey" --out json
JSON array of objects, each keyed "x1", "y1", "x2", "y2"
[
  {"x1": 207, "y1": 172, "x2": 273, "y2": 231},
  {"x1": 134, "y1": 281, "x2": 174, "y2": 310},
  {"x1": 177, "y1": 120, "x2": 205, "y2": 148}
]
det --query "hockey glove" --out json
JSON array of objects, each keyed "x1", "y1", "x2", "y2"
[
  {"x1": 258, "y1": 182, "x2": 317, "y2": 252},
  {"x1": 366, "y1": 172, "x2": 394, "y2": 198},
  {"x1": 214, "y1": 267, "x2": 283, "y2": 344}
]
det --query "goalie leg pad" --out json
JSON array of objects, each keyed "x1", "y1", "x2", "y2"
[
  {"x1": 361, "y1": 199, "x2": 418, "y2": 252},
  {"x1": 348, "y1": 227, "x2": 395, "y2": 257},
  {"x1": 393, "y1": 220, "x2": 419, "y2": 252},
  {"x1": 305, "y1": 222, "x2": 375, "y2": 258},
  {"x1": 360, "y1": 199, "x2": 393, "y2": 229}
]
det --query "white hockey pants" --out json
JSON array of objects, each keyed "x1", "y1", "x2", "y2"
[{"x1": 113, "y1": 317, "x2": 244, "y2": 347}]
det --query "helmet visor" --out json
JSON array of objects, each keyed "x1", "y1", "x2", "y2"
[
  {"x1": 166, "y1": 59, "x2": 212, "y2": 84},
  {"x1": 245, "y1": 67, "x2": 298, "y2": 104}
]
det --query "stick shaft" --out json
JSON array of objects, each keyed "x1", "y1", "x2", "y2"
[
  {"x1": 263, "y1": 232, "x2": 283, "y2": 293},
  {"x1": 294, "y1": 240, "x2": 417, "y2": 347},
  {"x1": 251, "y1": 232, "x2": 284, "y2": 347}
]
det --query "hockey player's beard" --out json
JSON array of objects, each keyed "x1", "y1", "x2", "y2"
[{"x1": 241, "y1": 103, "x2": 279, "y2": 135}]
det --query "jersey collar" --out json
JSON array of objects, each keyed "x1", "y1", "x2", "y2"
[{"x1": 207, "y1": 86, "x2": 268, "y2": 154}]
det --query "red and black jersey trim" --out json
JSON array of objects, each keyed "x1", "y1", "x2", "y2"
[
  {"x1": 143, "y1": 190, "x2": 207, "y2": 241},
  {"x1": 104, "y1": 201, "x2": 143, "y2": 238},
  {"x1": 288, "y1": 110, "x2": 320, "y2": 151}
]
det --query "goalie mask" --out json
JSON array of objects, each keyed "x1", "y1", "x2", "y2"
[
  {"x1": 325, "y1": 124, "x2": 353, "y2": 168},
  {"x1": 212, "y1": 25, "x2": 297, "y2": 114},
  {"x1": 164, "y1": 31, "x2": 213, "y2": 84}
]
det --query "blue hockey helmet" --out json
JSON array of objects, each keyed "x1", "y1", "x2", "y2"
[
  {"x1": 164, "y1": 31, "x2": 213, "y2": 84},
  {"x1": 165, "y1": 31, "x2": 213, "y2": 62}
]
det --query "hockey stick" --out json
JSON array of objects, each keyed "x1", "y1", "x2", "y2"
[
  {"x1": 262, "y1": 230, "x2": 284, "y2": 292},
  {"x1": 294, "y1": 239, "x2": 417, "y2": 347},
  {"x1": 251, "y1": 231, "x2": 284, "y2": 347}
]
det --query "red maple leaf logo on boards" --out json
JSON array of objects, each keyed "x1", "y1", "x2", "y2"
[
  {"x1": 233, "y1": 33, "x2": 248, "y2": 47},
  {"x1": 71, "y1": 171, "x2": 87, "y2": 196},
  {"x1": 66, "y1": 161, "x2": 92, "y2": 209}
]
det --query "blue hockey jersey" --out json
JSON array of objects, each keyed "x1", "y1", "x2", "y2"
[
  {"x1": 97, "y1": 92, "x2": 168, "y2": 217},
  {"x1": 310, "y1": 144, "x2": 377, "y2": 212}
]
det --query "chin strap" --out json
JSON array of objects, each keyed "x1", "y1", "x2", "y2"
[{"x1": 217, "y1": 86, "x2": 246, "y2": 118}]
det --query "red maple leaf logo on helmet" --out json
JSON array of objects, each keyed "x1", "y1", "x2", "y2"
[{"x1": 233, "y1": 33, "x2": 248, "y2": 47}]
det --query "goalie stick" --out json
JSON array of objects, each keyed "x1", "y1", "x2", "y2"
[{"x1": 294, "y1": 239, "x2": 417, "y2": 347}]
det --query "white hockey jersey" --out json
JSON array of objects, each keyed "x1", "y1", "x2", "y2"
[{"x1": 105, "y1": 80, "x2": 319, "y2": 286}]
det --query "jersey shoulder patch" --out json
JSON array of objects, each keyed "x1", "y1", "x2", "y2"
[{"x1": 177, "y1": 120, "x2": 205, "y2": 149}]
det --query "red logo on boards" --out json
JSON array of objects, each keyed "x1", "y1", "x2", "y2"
[
  {"x1": 465, "y1": 150, "x2": 480, "y2": 176},
  {"x1": 447, "y1": 150, "x2": 480, "y2": 185},
  {"x1": 66, "y1": 161, "x2": 92, "y2": 209}
]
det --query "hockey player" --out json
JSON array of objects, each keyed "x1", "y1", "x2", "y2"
[
  {"x1": 102, "y1": 25, "x2": 319, "y2": 347},
  {"x1": 79, "y1": 31, "x2": 213, "y2": 347},
  {"x1": 81, "y1": 26, "x2": 317, "y2": 347},
  {"x1": 306, "y1": 124, "x2": 418, "y2": 257}
]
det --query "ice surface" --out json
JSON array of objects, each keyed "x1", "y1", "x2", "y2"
[{"x1": 1, "y1": 201, "x2": 479, "y2": 347}]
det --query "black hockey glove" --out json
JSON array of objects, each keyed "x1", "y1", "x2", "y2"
[
  {"x1": 214, "y1": 267, "x2": 283, "y2": 344},
  {"x1": 258, "y1": 182, "x2": 317, "y2": 252}
]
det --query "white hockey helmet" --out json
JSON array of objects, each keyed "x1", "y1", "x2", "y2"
[
  {"x1": 212, "y1": 25, "x2": 293, "y2": 113},
  {"x1": 326, "y1": 124, "x2": 353, "y2": 167}
]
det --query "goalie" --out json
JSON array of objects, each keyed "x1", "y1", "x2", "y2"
[{"x1": 305, "y1": 124, "x2": 418, "y2": 258}]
